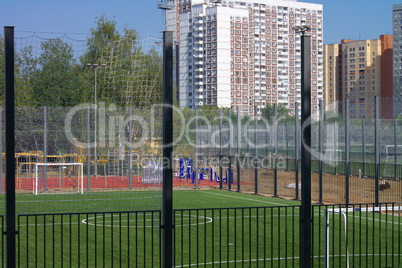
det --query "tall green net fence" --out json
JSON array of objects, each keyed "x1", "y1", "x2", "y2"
[{"x1": 0, "y1": 31, "x2": 164, "y2": 214}]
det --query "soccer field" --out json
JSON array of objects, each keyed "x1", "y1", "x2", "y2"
[{"x1": 5, "y1": 190, "x2": 402, "y2": 267}]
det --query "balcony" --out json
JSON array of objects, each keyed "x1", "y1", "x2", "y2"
[
  {"x1": 195, "y1": 18, "x2": 203, "y2": 25},
  {"x1": 195, "y1": 87, "x2": 203, "y2": 92}
]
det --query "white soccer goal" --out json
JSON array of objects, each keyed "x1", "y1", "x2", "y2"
[
  {"x1": 33, "y1": 163, "x2": 84, "y2": 195},
  {"x1": 384, "y1": 144, "x2": 402, "y2": 161},
  {"x1": 324, "y1": 205, "x2": 402, "y2": 268}
]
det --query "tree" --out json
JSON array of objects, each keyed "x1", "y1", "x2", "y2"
[
  {"x1": 81, "y1": 15, "x2": 162, "y2": 107},
  {"x1": 81, "y1": 15, "x2": 121, "y2": 65},
  {"x1": 261, "y1": 103, "x2": 292, "y2": 124},
  {"x1": 15, "y1": 45, "x2": 37, "y2": 106},
  {"x1": 30, "y1": 38, "x2": 82, "y2": 107}
]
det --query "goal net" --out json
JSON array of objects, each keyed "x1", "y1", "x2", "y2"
[{"x1": 33, "y1": 163, "x2": 84, "y2": 195}]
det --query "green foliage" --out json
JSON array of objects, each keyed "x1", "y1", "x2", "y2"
[
  {"x1": 82, "y1": 15, "x2": 121, "y2": 65},
  {"x1": 260, "y1": 103, "x2": 293, "y2": 123},
  {"x1": 1, "y1": 15, "x2": 162, "y2": 108},
  {"x1": 32, "y1": 39, "x2": 83, "y2": 106},
  {"x1": 81, "y1": 15, "x2": 162, "y2": 107}
]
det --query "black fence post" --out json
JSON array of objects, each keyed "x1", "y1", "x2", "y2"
[
  {"x1": 4, "y1": 26, "x2": 17, "y2": 268},
  {"x1": 44, "y1": 106, "x2": 48, "y2": 191},
  {"x1": 0, "y1": 107, "x2": 2, "y2": 194},
  {"x1": 254, "y1": 106, "x2": 258, "y2": 195},
  {"x1": 394, "y1": 118, "x2": 397, "y2": 179},
  {"x1": 286, "y1": 122, "x2": 289, "y2": 172},
  {"x1": 345, "y1": 98, "x2": 350, "y2": 205},
  {"x1": 318, "y1": 100, "x2": 323, "y2": 204},
  {"x1": 162, "y1": 31, "x2": 174, "y2": 268},
  {"x1": 228, "y1": 109, "x2": 232, "y2": 191},
  {"x1": 374, "y1": 96, "x2": 380, "y2": 206},
  {"x1": 195, "y1": 109, "x2": 199, "y2": 190},
  {"x1": 295, "y1": 104, "x2": 300, "y2": 200},
  {"x1": 128, "y1": 107, "x2": 133, "y2": 190},
  {"x1": 362, "y1": 120, "x2": 366, "y2": 177},
  {"x1": 237, "y1": 106, "x2": 241, "y2": 192},
  {"x1": 298, "y1": 27, "x2": 312, "y2": 268},
  {"x1": 219, "y1": 108, "x2": 223, "y2": 190},
  {"x1": 273, "y1": 104, "x2": 278, "y2": 197},
  {"x1": 87, "y1": 107, "x2": 91, "y2": 191}
]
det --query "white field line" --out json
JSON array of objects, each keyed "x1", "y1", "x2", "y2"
[
  {"x1": 198, "y1": 191, "x2": 402, "y2": 228},
  {"x1": 199, "y1": 191, "x2": 289, "y2": 206},
  {"x1": 12, "y1": 195, "x2": 160, "y2": 203},
  {"x1": 18, "y1": 213, "x2": 291, "y2": 227},
  {"x1": 174, "y1": 253, "x2": 401, "y2": 267},
  {"x1": 16, "y1": 211, "x2": 402, "y2": 233},
  {"x1": 336, "y1": 210, "x2": 402, "y2": 227}
]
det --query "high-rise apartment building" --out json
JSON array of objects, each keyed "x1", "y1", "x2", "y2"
[
  {"x1": 166, "y1": 0, "x2": 323, "y2": 118},
  {"x1": 324, "y1": 36, "x2": 393, "y2": 119},
  {"x1": 323, "y1": 43, "x2": 340, "y2": 112},
  {"x1": 393, "y1": 4, "x2": 402, "y2": 117}
]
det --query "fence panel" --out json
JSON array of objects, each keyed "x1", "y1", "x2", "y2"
[
  {"x1": 174, "y1": 206, "x2": 300, "y2": 267},
  {"x1": 0, "y1": 202, "x2": 397, "y2": 267},
  {"x1": 313, "y1": 203, "x2": 402, "y2": 268},
  {"x1": 17, "y1": 211, "x2": 161, "y2": 267}
]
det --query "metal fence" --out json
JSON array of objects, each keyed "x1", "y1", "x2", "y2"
[
  {"x1": 0, "y1": 203, "x2": 399, "y2": 267},
  {"x1": 1, "y1": 27, "x2": 167, "y2": 266},
  {"x1": 189, "y1": 100, "x2": 402, "y2": 204},
  {"x1": 16, "y1": 211, "x2": 162, "y2": 267},
  {"x1": 0, "y1": 106, "x2": 162, "y2": 194},
  {"x1": 2, "y1": 27, "x2": 402, "y2": 267}
]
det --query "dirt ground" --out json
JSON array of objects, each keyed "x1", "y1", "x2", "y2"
[{"x1": 201, "y1": 167, "x2": 402, "y2": 204}]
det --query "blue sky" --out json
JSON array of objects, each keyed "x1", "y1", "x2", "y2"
[{"x1": 0, "y1": 0, "x2": 398, "y2": 44}]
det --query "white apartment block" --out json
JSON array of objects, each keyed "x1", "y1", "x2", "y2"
[{"x1": 166, "y1": 0, "x2": 324, "y2": 118}]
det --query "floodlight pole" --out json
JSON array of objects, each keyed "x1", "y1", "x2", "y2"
[
  {"x1": 87, "y1": 63, "x2": 105, "y2": 179},
  {"x1": 292, "y1": 25, "x2": 312, "y2": 268}
]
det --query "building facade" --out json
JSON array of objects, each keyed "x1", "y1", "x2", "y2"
[
  {"x1": 166, "y1": 0, "x2": 323, "y2": 118},
  {"x1": 323, "y1": 43, "x2": 340, "y2": 112},
  {"x1": 393, "y1": 4, "x2": 402, "y2": 117},
  {"x1": 324, "y1": 36, "x2": 393, "y2": 119}
]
